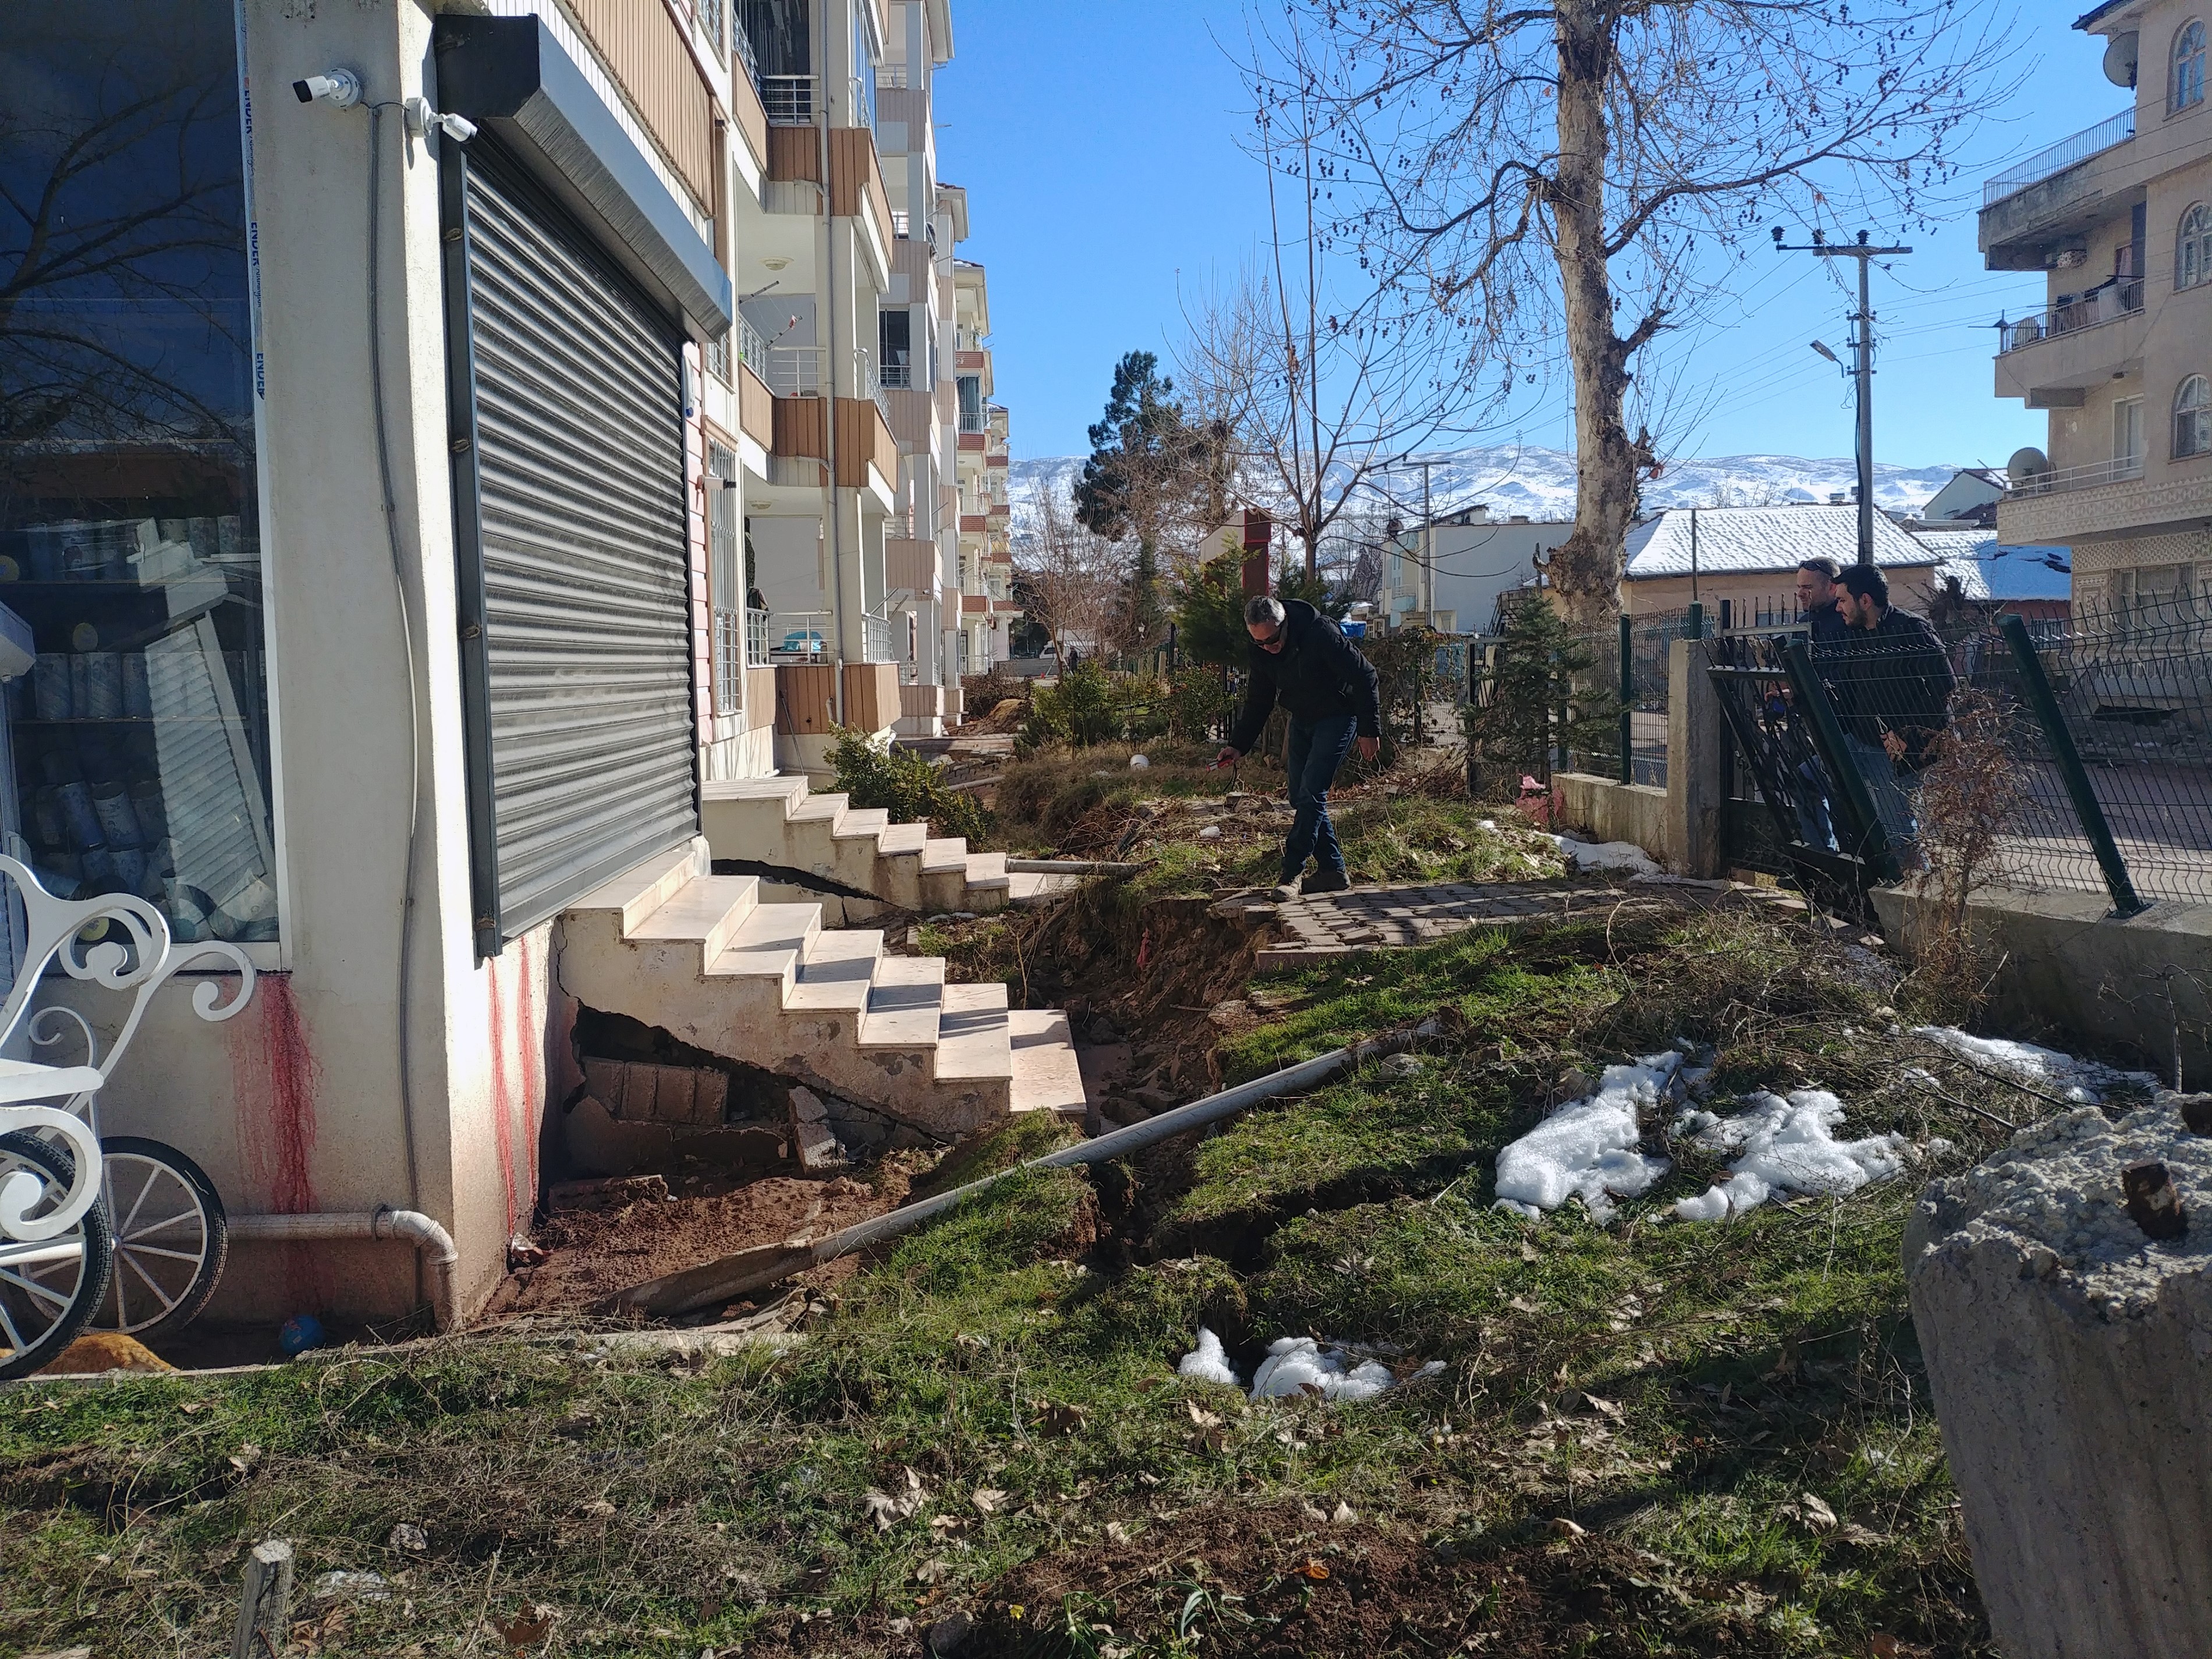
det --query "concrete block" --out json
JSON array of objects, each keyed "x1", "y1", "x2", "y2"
[
  {"x1": 581, "y1": 1058, "x2": 728, "y2": 1128},
  {"x1": 786, "y1": 1085, "x2": 845, "y2": 1171},
  {"x1": 1905, "y1": 1095, "x2": 2212, "y2": 1659}
]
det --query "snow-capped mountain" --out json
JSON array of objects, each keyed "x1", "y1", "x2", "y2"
[{"x1": 1007, "y1": 445, "x2": 1965, "y2": 527}]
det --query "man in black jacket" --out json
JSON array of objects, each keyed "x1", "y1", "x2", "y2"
[
  {"x1": 1216, "y1": 595, "x2": 1383, "y2": 895},
  {"x1": 1824, "y1": 565, "x2": 1956, "y2": 866}
]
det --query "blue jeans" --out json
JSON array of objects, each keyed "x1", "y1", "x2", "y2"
[
  {"x1": 1282, "y1": 714, "x2": 1357, "y2": 882},
  {"x1": 1841, "y1": 735, "x2": 1920, "y2": 863}
]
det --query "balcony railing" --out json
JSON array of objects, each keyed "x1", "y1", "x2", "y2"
[
  {"x1": 880, "y1": 61, "x2": 910, "y2": 88},
  {"x1": 878, "y1": 354, "x2": 913, "y2": 389},
  {"x1": 862, "y1": 613, "x2": 894, "y2": 664},
  {"x1": 891, "y1": 207, "x2": 910, "y2": 237},
  {"x1": 1999, "y1": 279, "x2": 2144, "y2": 352},
  {"x1": 761, "y1": 345, "x2": 825, "y2": 396},
  {"x1": 744, "y1": 607, "x2": 772, "y2": 668},
  {"x1": 765, "y1": 611, "x2": 833, "y2": 660},
  {"x1": 736, "y1": 314, "x2": 770, "y2": 379},
  {"x1": 2004, "y1": 455, "x2": 2145, "y2": 497},
  {"x1": 1984, "y1": 109, "x2": 2136, "y2": 205},
  {"x1": 761, "y1": 74, "x2": 815, "y2": 126},
  {"x1": 958, "y1": 409, "x2": 987, "y2": 434}
]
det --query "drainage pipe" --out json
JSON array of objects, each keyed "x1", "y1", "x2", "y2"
[
  {"x1": 1001, "y1": 859, "x2": 1140, "y2": 877},
  {"x1": 608, "y1": 1018, "x2": 1441, "y2": 1317},
  {"x1": 229, "y1": 1207, "x2": 460, "y2": 1332}
]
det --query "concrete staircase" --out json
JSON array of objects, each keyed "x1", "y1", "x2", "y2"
[
  {"x1": 701, "y1": 775, "x2": 1076, "y2": 919},
  {"x1": 559, "y1": 840, "x2": 1087, "y2": 1139}
]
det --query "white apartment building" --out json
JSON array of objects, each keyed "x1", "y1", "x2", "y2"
[
  {"x1": 951, "y1": 258, "x2": 1022, "y2": 673},
  {"x1": 0, "y1": 0, "x2": 1027, "y2": 1326},
  {"x1": 1984, "y1": 0, "x2": 2212, "y2": 607},
  {"x1": 1381, "y1": 506, "x2": 1573, "y2": 634}
]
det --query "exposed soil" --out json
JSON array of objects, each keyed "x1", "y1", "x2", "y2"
[{"x1": 484, "y1": 1167, "x2": 914, "y2": 1316}]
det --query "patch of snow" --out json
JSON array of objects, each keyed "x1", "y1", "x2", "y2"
[
  {"x1": 1493, "y1": 1052, "x2": 1682, "y2": 1222},
  {"x1": 1129, "y1": 754, "x2": 1150, "y2": 768},
  {"x1": 1252, "y1": 1337, "x2": 1398, "y2": 1402},
  {"x1": 1198, "y1": 824, "x2": 1222, "y2": 840},
  {"x1": 1670, "y1": 1091, "x2": 1912, "y2": 1222},
  {"x1": 1177, "y1": 1327, "x2": 1241, "y2": 1388},
  {"x1": 1543, "y1": 833, "x2": 1662, "y2": 877},
  {"x1": 1912, "y1": 1026, "x2": 2156, "y2": 1104}
]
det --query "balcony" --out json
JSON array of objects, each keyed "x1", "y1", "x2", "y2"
[
  {"x1": 1994, "y1": 278, "x2": 2149, "y2": 407},
  {"x1": 759, "y1": 344, "x2": 825, "y2": 396},
  {"x1": 2004, "y1": 455, "x2": 2144, "y2": 497},
  {"x1": 1980, "y1": 110, "x2": 2139, "y2": 271},
  {"x1": 878, "y1": 354, "x2": 913, "y2": 389},
  {"x1": 887, "y1": 537, "x2": 938, "y2": 592},
  {"x1": 958, "y1": 409, "x2": 987, "y2": 434},
  {"x1": 761, "y1": 73, "x2": 814, "y2": 126},
  {"x1": 862, "y1": 613, "x2": 895, "y2": 664}
]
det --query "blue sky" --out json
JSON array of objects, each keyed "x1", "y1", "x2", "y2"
[{"x1": 932, "y1": 0, "x2": 2117, "y2": 471}]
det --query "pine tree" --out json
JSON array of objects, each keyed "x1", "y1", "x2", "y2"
[
  {"x1": 1075, "y1": 351, "x2": 1194, "y2": 655},
  {"x1": 1461, "y1": 591, "x2": 1613, "y2": 792},
  {"x1": 1173, "y1": 551, "x2": 1247, "y2": 667}
]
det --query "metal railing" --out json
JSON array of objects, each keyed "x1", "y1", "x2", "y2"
[
  {"x1": 761, "y1": 74, "x2": 816, "y2": 126},
  {"x1": 2004, "y1": 455, "x2": 2145, "y2": 497},
  {"x1": 736, "y1": 314, "x2": 770, "y2": 378},
  {"x1": 744, "y1": 607, "x2": 772, "y2": 669},
  {"x1": 696, "y1": 0, "x2": 726, "y2": 63},
  {"x1": 891, "y1": 207, "x2": 911, "y2": 238},
  {"x1": 880, "y1": 61, "x2": 910, "y2": 88},
  {"x1": 878, "y1": 354, "x2": 913, "y2": 389},
  {"x1": 1984, "y1": 109, "x2": 2136, "y2": 205},
  {"x1": 760, "y1": 345, "x2": 825, "y2": 396},
  {"x1": 765, "y1": 611, "x2": 832, "y2": 660},
  {"x1": 2000, "y1": 279, "x2": 2144, "y2": 352},
  {"x1": 713, "y1": 607, "x2": 742, "y2": 715},
  {"x1": 958, "y1": 409, "x2": 987, "y2": 434},
  {"x1": 704, "y1": 330, "x2": 731, "y2": 385},
  {"x1": 862, "y1": 613, "x2": 894, "y2": 663}
]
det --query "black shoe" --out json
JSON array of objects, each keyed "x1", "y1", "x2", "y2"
[{"x1": 1300, "y1": 869, "x2": 1351, "y2": 895}]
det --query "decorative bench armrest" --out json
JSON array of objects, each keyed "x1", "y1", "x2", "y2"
[{"x1": 0, "y1": 1104, "x2": 103, "y2": 1242}]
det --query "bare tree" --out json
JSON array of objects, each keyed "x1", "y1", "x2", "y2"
[
  {"x1": 1271, "y1": 0, "x2": 2010, "y2": 623},
  {"x1": 1017, "y1": 487, "x2": 1136, "y2": 663},
  {"x1": 1179, "y1": 46, "x2": 1496, "y2": 581}
]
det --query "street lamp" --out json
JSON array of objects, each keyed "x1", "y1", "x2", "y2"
[{"x1": 1809, "y1": 340, "x2": 1841, "y2": 365}]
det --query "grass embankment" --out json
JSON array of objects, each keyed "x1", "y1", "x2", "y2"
[{"x1": 4, "y1": 902, "x2": 2018, "y2": 1657}]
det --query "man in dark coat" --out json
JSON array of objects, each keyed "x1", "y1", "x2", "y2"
[
  {"x1": 1216, "y1": 595, "x2": 1382, "y2": 895},
  {"x1": 1825, "y1": 564, "x2": 1956, "y2": 867}
]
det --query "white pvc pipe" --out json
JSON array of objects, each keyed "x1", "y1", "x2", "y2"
[{"x1": 229, "y1": 1205, "x2": 460, "y2": 1332}]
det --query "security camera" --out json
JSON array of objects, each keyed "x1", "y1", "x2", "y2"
[
  {"x1": 292, "y1": 69, "x2": 363, "y2": 108},
  {"x1": 404, "y1": 97, "x2": 477, "y2": 144}
]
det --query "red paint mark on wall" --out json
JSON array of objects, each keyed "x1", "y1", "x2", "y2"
[
  {"x1": 515, "y1": 933, "x2": 543, "y2": 1218},
  {"x1": 226, "y1": 973, "x2": 320, "y2": 1215}
]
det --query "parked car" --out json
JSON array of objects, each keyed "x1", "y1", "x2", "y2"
[{"x1": 776, "y1": 629, "x2": 827, "y2": 657}]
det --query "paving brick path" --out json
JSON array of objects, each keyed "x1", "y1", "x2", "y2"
[{"x1": 1214, "y1": 877, "x2": 1756, "y2": 973}]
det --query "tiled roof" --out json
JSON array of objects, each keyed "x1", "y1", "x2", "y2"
[
  {"x1": 1910, "y1": 528, "x2": 2074, "y2": 601},
  {"x1": 1622, "y1": 505, "x2": 1937, "y2": 579}
]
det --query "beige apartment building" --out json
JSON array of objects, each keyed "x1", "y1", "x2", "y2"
[
  {"x1": 0, "y1": 0, "x2": 1072, "y2": 1336},
  {"x1": 951, "y1": 259, "x2": 1023, "y2": 670},
  {"x1": 1986, "y1": 0, "x2": 2212, "y2": 607}
]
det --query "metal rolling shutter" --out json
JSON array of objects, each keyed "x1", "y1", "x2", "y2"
[{"x1": 455, "y1": 150, "x2": 697, "y2": 947}]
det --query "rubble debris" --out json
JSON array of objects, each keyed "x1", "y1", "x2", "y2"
[
  {"x1": 547, "y1": 1174, "x2": 671, "y2": 1211},
  {"x1": 2121, "y1": 1160, "x2": 2186, "y2": 1240},
  {"x1": 787, "y1": 1086, "x2": 848, "y2": 1172}
]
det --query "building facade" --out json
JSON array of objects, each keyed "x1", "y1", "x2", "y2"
[
  {"x1": 1380, "y1": 506, "x2": 1573, "y2": 634},
  {"x1": 951, "y1": 258, "x2": 1022, "y2": 673},
  {"x1": 1985, "y1": 0, "x2": 2212, "y2": 610},
  {"x1": 0, "y1": 0, "x2": 1016, "y2": 1325},
  {"x1": 1619, "y1": 505, "x2": 1944, "y2": 623}
]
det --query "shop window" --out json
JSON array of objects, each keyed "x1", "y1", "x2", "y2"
[{"x1": 0, "y1": 2, "x2": 275, "y2": 943}]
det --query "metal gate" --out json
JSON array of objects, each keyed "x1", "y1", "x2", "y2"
[{"x1": 442, "y1": 145, "x2": 698, "y2": 959}]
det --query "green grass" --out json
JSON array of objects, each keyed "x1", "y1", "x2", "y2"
[{"x1": 1, "y1": 909, "x2": 2003, "y2": 1658}]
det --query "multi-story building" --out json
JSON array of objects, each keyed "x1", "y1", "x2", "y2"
[
  {"x1": 0, "y1": 0, "x2": 1054, "y2": 1332},
  {"x1": 951, "y1": 258, "x2": 1023, "y2": 672},
  {"x1": 1380, "y1": 505, "x2": 1574, "y2": 634},
  {"x1": 1983, "y1": 0, "x2": 2212, "y2": 608}
]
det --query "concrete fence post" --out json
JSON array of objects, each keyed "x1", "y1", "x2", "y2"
[{"x1": 1666, "y1": 639, "x2": 1723, "y2": 877}]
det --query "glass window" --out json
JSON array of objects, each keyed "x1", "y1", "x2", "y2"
[
  {"x1": 2176, "y1": 375, "x2": 2212, "y2": 459},
  {"x1": 2178, "y1": 20, "x2": 2207, "y2": 112},
  {"x1": 2181, "y1": 204, "x2": 2212, "y2": 289},
  {"x1": 0, "y1": 2, "x2": 275, "y2": 944}
]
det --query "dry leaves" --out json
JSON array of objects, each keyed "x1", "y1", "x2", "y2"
[
  {"x1": 494, "y1": 1605, "x2": 555, "y2": 1649},
  {"x1": 971, "y1": 1487, "x2": 1008, "y2": 1515},
  {"x1": 863, "y1": 1467, "x2": 930, "y2": 1531}
]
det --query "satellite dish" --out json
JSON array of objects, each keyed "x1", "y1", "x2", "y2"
[
  {"x1": 2007, "y1": 447, "x2": 2051, "y2": 483},
  {"x1": 2103, "y1": 31, "x2": 2139, "y2": 88}
]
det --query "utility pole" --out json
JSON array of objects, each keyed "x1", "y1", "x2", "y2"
[{"x1": 1771, "y1": 227, "x2": 1912, "y2": 568}]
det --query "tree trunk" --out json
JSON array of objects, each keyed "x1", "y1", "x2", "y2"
[{"x1": 1548, "y1": 0, "x2": 1647, "y2": 632}]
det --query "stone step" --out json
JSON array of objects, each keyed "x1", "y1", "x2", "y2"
[
  {"x1": 934, "y1": 981, "x2": 1013, "y2": 1085},
  {"x1": 833, "y1": 806, "x2": 891, "y2": 842},
  {"x1": 920, "y1": 836, "x2": 970, "y2": 873},
  {"x1": 963, "y1": 851, "x2": 1010, "y2": 891},
  {"x1": 1008, "y1": 1009, "x2": 1087, "y2": 1119},
  {"x1": 572, "y1": 842, "x2": 703, "y2": 936},
  {"x1": 628, "y1": 874, "x2": 760, "y2": 964},
  {"x1": 859, "y1": 955, "x2": 947, "y2": 1051},
  {"x1": 785, "y1": 928, "x2": 884, "y2": 1015},
  {"x1": 709, "y1": 902, "x2": 825, "y2": 998},
  {"x1": 877, "y1": 821, "x2": 929, "y2": 857},
  {"x1": 1008, "y1": 871, "x2": 1081, "y2": 908}
]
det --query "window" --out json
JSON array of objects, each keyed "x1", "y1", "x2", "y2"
[
  {"x1": 2178, "y1": 20, "x2": 2207, "y2": 113},
  {"x1": 877, "y1": 307, "x2": 911, "y2": 388},
  {"x1": 2182, "y1": 204, "x2": 2212, "y2": 290},
  {"x1": 2115, "y1": 396, "x2": 2144, "y2": 473},
  {"x1": 0, "y1": 1, "x2": 277, "y2": 944},
  {"x1": 2176, "y1": 375, "x2": 2212, "y2": 458}
]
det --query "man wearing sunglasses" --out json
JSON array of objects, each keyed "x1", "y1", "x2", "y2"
[{"x1": 1216, "y1": 594, "x2": 1382, "y2": 895}]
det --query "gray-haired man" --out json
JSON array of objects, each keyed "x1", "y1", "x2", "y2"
[{"x1": 1215, "y1": 595, "x2": 1382, "y2": 894}]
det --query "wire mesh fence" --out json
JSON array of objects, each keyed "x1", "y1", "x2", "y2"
[
  {"x1": 1711, "y1": 593, "x2": 2211, "y2": 907},
  {"x1": 1565, "y1": 611, "x2": 1692, "y2": 788}
]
